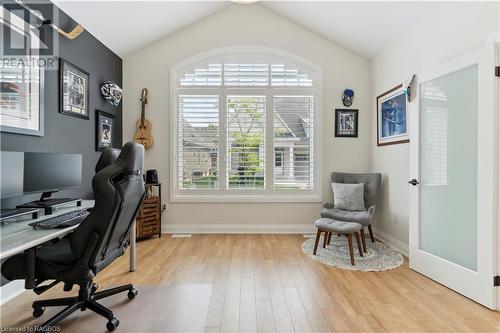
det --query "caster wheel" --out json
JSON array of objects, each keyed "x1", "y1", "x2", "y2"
[
  {"x1": 33, "y1": 306, "x2": 45, "y2": 318},
  {"x1": 106, "y1": 318, "x2": 120, "y2": 331},
  {"x1": 127, "y1": 288, "x2": 138, "y2": 299},
  {"x1": 80, "y1": 306, "x2": 87, "y2": 311},
  {"x1": 91, "y1": 283, "x2": 99, "y2": 293}
]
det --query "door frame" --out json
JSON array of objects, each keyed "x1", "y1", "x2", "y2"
[
  {"x1": 409, "y1": 38, "x2": 498, "y2": 309},
  {"x1": 491, "y1": 32, "x2": 500, "y2": 311}
]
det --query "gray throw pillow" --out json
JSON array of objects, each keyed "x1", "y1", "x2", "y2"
[{"x1": 332, "y1": 183, "x2": 365, "y2": 211}]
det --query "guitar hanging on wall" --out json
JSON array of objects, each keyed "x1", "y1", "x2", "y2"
[{"x1": 133, "y1": 88, "x2": 153, "y2": 150}]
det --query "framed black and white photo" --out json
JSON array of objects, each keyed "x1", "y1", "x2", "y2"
[
  {"x1": 60, "y1": 59, "x2": 89, "y2": 119},
  {"x1": 96, "y1": 110, "x2": 115, "y2": 151},
  {"x1": 335, "y1": 109, "x2": 358, "y2": 137}
]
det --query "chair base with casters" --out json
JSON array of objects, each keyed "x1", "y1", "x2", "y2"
[
  {"x1": 313, "y1": 218, "x2": 364, "y2": 266},
  {"x1": 32, "y1": 281, "x2": 138, "y2": 331}
]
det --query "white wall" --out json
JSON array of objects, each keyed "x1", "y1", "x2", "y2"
[
  {"x1": 123, "y1": 4, "x2": 371, "y2": 230},
  {"x1": 370, "y1": 2, "x2": 500, "y2": 245}
]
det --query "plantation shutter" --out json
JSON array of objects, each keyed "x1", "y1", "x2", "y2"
[
  {"x1": 273, "y1": 96, "x2": 314, "y2": 189},
  {"x1": 177, "y1": 95, "x2": 219, "y2": 189},
  {"x1": 226, "y1": 96, "x2": 266, "y2": 189},
  {"x1": 271, "y1": 64, "x2": 312, "y2": 87},
  {"x1": 223, "y1": 64, "x2": 268, "y2": 86},
  {"x1": 180, "y1": 64, "x2": 222, "y2": 86}
]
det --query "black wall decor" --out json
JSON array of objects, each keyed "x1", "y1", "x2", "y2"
[
  {"x1": 335, "y1": 109, "x2": 358, "y2": 138},
  {"x1": 96, "y1": 110, "x2": 116, "y2": 151},
  {"x1": 0, "y1": 4, "x2": 122, "y2": 208},
  {"x1": 59, "y1": 59, "x2": 90, "y2": 119}
]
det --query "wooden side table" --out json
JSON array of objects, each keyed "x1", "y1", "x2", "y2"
[{"x1": 136, "y1": 183, "x2": 162, "y2": 239}]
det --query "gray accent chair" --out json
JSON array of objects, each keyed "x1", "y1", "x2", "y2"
[{"x1": 321, "y1": 172, "x2": 382, "y2": 251}]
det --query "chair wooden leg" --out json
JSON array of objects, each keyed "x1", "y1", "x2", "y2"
[
  {"x1": 313, "y1": 229, "x2": 321, "y2": 255},
  {"x1": 368, "y1": 225, "x2": 375, "y2": 243},
  {"x1": 355, "y1": 232, "x2": 363, "y2": 257},
  {"x1": 360, "y1": 227, "x2": 367, "y2": 253},
  {"x1": 323, "y1": 230, "x2": 327, "y2": 248},
  {"x1": 347, "y1": 234, "x2": 355, "y2": 266},
  {"x1": 327, "y1": 232, "x2": 332, "y2": 245}
]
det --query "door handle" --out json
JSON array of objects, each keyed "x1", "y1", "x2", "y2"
[{"x1": 408, "y1": 179, "x2": 420, "y2": 186}]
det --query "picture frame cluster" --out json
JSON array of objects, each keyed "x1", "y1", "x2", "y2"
[
  {"x1": 59, "y1": 59, "x2": 117, "y2": 151},
  {"x1": 334, "y1": 84, "x2": 410, "y2": 147}
]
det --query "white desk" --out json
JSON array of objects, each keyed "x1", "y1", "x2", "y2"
[{"x1": 0, "y1": 200, "x2": 136, "y2": 271}]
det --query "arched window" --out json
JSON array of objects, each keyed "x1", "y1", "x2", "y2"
[{"x1": 170, "y1": 47, "x2": 322, "y2": 202}]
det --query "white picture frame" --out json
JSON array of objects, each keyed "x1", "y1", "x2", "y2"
[{"x1": 0, "y1": 8, "x2": 44, "y2": 136}]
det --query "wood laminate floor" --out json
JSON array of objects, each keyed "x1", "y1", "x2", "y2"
[{"x1": 1, "y1": 235, "x2": 499, "y2": 332}]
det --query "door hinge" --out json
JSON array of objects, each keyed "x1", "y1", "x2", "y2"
[
  {"x1": 496, "y1": 66, "x2": 500, "y2": 77},
  {"x1": 494, "y1": 276, "x2": 500, "y2": 287}
]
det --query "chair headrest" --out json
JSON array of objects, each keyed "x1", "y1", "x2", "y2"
[
  {"x1": 115, "y1": 142, "x2": 144, "y2": 174},
  {"x1": 95, "y1": 148, "x2": 121, "y2": 173}
]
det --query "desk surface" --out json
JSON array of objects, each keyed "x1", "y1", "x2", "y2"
[{"x1": 0, "y1": 200, "x2": 94, "y2": 260}]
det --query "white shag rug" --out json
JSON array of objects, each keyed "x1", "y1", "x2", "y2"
[{"x1": 302, "y1": 234, "x2": 404, "y2": 271}]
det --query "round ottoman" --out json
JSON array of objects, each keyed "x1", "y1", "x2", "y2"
[{"x1": 313, "y1": 218, "x2": 363, "y2": 265}]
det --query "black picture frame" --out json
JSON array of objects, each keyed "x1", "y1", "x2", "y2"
[
  {"x1": 96, "y1": 110, "x2": 115, "y2": 151},
  {"x1": 335, "y1": 109, "x2": 358, "y2": 138},
  {"x1": 59, "y1": 59, "x2": 89, "y2": 119}
]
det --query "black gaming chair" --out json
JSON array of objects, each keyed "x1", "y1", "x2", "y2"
[{"x1": 1, "y1": 142, "x2": 145, "y2": 331}]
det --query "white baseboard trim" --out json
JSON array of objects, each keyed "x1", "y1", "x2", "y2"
[
  {"x1": 0, "y1": 280, "x2": 26, "y2": 305},
  {"x1": 162, "y1": 223, "x2": 316, "y2": 234},
  {"x1": 372, "y1": 227, "x2": 409, "y2": 257}
]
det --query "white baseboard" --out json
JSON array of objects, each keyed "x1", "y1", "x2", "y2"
[
  {"x1": 162, "y1": 223, "x2": 316, "y2": 234},
  {"x1": 0, "y1": 280, "x2": 26, "y2": 305},
  {"x1": 372, "y1": 227, "x2": 409, "y2": 257},
  {"x1": 162, "y1": 224, "x2": 408, "y2": 255}
]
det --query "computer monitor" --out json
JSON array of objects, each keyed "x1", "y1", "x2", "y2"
[
  {"x1": 23, "y1": 152, "x2": 82, "y2": 195},
  {"x1": 0, "y1": 151, "x2": 82, "y2": 199},
  {"x1": 0, "y1": 151, "x2": 25, "y2": 199}
]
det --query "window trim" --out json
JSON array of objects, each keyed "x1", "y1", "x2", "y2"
[{"x1": 170, "y1": 46, "x2": 323, "y2": 203}]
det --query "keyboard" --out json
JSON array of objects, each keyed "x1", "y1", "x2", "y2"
[{"x1": 29, "y1": 208, "x2": 91, "y2": 230}]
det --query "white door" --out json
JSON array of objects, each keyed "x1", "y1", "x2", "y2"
[{"x1": 409, "y1": 44, "x2": 497, "y2": 309}]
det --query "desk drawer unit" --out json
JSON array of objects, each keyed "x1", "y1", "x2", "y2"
[{"x1": 136, "y1": 196, "x2": 161, "y2": 239}]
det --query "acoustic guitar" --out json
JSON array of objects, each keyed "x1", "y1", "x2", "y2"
[{"x1": 133, "y1": 88, "x2": 153, "y2": 150}]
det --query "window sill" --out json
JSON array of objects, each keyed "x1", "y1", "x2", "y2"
[{"x1": 170, "y1": 193, "x2": 323, "y2": 203}]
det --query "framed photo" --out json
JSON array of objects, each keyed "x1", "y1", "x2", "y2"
[
  {"x1": 377, "y1": 84, "x2": 409, "y2": 146},
  {"x1": 335, "y1": 109, "x2": 358, "y2": 137},
  {"x1": 60, "y1": 59, "x2": 89, "y2": 119},
  {"x1": 96, "y1": 110, "x2": 115, "y2": 151},
  {"x1": 0, "y1": 15, "x2": 44, "y2": 136}
]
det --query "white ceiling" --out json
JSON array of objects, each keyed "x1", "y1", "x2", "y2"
[
  {"x1": 53, "y1": 1, "x2": 230, "y2": 56},
  {"x1": 53, "y1": 1, "x2": 440, "y2": 59},
  {"x1": 261, "y1": 1, "x2": 439, "y2": 58}
]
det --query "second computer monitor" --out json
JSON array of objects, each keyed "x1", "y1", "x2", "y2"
[{"x1": 23, "y1": 152, "x2": 83, "y2": 194}]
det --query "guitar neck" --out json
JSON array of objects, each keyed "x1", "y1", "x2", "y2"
[{"x1": 140, "y1": 103, "x2": 145, "y2": 127}]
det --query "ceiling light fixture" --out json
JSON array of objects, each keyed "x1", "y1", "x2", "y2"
[{"x1": 230, "y1": 0, "x2": 260, "y2": 4}]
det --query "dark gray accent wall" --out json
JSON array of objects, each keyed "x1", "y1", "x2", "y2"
[{"x1": 1, "y1": 4, "x2": 122, "y2": 207}]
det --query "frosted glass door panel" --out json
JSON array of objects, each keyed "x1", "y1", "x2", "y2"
[{"x1": 419, "y1": 65, "x2": 478, "y2": 271}]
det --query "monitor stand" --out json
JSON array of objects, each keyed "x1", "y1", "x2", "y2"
[
  {"x1": 1, "y1": 208, "x2": 39, "y2": 222},
  {"x1": 17, "y1": 190, "x2": 82, "y2": 215}
]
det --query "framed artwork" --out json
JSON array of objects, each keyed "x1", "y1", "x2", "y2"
[
  {"x1": 96, "y1": 110, "x2": 115, "y2": 151},
  {"x1": 377, "y1": 84, "x2": 409, "y2": 146},
  {"x1": 60, "y1": 59, "x2": 89, "y2": 119},
  {"x1": 335, "y1": 109, "x2": 358, "y2": 137},
  {"x1": 0, "y1": 15, "x2": 44, "y2": 136}
]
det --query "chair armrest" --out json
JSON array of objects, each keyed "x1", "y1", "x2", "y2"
[
  {"x1": 368, "y1": 205, "x2": 376, "y2": 216},
  {"x1": 323, "y1": 202, "x2": 334, "y2": 209}
]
